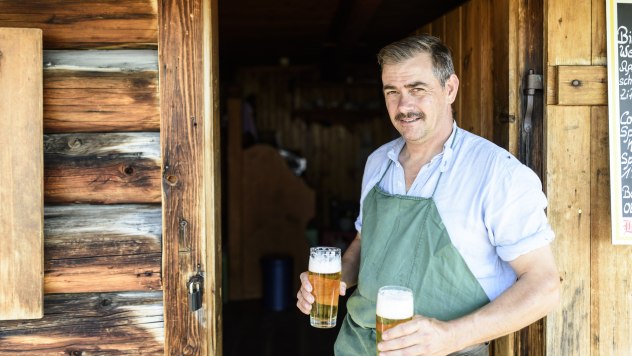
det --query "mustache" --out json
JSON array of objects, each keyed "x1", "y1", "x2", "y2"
[{"x1": 395, "y1": 112, "x2": 424, "y2": 121}]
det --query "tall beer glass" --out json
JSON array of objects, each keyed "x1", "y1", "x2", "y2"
[
  {"x1": 376, "y1": 286, "x2": 414, "y2": 348},
  {"x1": 308, "y1": 247, "x2": 341, "y2": 328}
]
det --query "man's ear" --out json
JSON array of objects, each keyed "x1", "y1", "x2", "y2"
[{"x1": 445, "y1": 74, "x2": 459, "y2": 104}]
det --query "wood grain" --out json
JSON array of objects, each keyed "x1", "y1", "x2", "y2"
[
  {"x1": 545, "y1": 106, "x2": 592, "y2": 355},
  {"x1": 44, "y1": 133, "x2": 161, "y2": 204},
  {"x1": 556, "y1": 65, "x2": 607, "y2": 106},
  {"x1": 0, "y1": 28, "x2": 44, "y2": 321},
  {"x1": 0, "y1": 291, "x2": 164, "y2": 354},
  {"x1": 590, "y1": 107, "x2": 632, "y2": 354},
  {"x1": 44, "y1": 205, "x2": 162, "y2": 293},
  {"x1": 0, "y1": 0, "x2": 158, "y2": 49},
  {"x1": 44, "y1": 70, "x2": 159, "y2": 133},
  {"x1": 547, "y1": 0, "x2": 591, "y2": 65},
  {"x1": 160, "y1": 0, "x2": 218, "y2": 353}
]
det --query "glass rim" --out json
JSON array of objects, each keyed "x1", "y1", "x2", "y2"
[
  {"x1": 378, "y1": 285, "x2": 413, "y2": 294},
  {"x1": 310, "y1": 246, "x2": 341, "y2": 253}
]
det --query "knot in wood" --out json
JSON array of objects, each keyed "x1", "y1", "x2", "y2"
[{"x1": 68, "y1": 137, "x2": 82, "y2": 149}]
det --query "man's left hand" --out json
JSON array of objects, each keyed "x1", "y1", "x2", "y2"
[{"x1": 377, "y1": 315, "x2": 458, "y2": 356}]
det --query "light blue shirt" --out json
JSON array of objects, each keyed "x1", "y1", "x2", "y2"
[{"x1": 355, "y1": 122, "x2": 555, "y2": 301}]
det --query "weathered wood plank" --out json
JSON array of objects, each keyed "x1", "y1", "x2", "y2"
[
  {"x1": 590, "y1": 106, "x2": 632, "y2": 355},
  {"x1": 0, "y1": 28, "x2": 44, "y2": 321},
  {"x1": 547, "y1": 0, "x2": 591, "y2": 65},
  {"x1": 556, "y1": 65, "x2": 606, "y2": 106},
  {"x1": 160, "y1": 0, "x2": 219, "y2": 354},
  {"x1": 44, "y1": 70, "x2": 159, "y2": 133},
  {"x1": 44, "y1": 50, "x2": 158, "y2": 72},
  {"x1": 0, "y1": 1, "x2": 158, "y2": 49},
  {"x1": 0, "y1": 291, "x2": 164, "y2": 354},
  {"x1": 545, "y1": 106, "x2": 592, "y2": 355},
  {"x1": 444, "y1": 7, "x2": 462, "y2": 123},
  {"x1": 592, "y1": 0, "x2": 606, "y2": 65},
  {"x1": 461, "y1": 0, "x2": 482, "y2": 135},
  {"x1": 44, "y1": 204, "x2": 162, "y2": 293},
  {"x1": 44, "y1": 133, "x2": 161, "y2": 204}
]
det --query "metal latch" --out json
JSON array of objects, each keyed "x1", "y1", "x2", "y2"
[
  {"x1": 521, "y1": 69, "x2": 543, "y2": 167},
  {"x1": 188, "y1": 267, "x2": 204, "y2": 312}
]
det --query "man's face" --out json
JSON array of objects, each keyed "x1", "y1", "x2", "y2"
[{"x1": 381, "y1": 52, "x2": 458, "y2": 146}]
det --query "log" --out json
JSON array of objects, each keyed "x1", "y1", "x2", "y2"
[
  {"x1": 0, "y1": 291, "x2": 164, "y2": 355},
  {"x1": 0, "y1": 0, "x2": 158, "y2": 49},
  {"x1": 44, "y1": 133, "x2": 161, "y2": 204},
  {"x1": 44, "y1": 205, "x2": 162, "y2": 294},
  {"x1": 43, "y1": 50, "x2": 159, "y2": 133}
]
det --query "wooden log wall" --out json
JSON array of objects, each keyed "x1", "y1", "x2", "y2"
[
  {"x1": 0, "y1": 1, "x2": 163, "y2": 353},
  {"x1": 235, "y1": 66, "x2": 394, "y2": 230},
  {"x1": 543, "y1": 0, "x2": 632, "y2": 355}
]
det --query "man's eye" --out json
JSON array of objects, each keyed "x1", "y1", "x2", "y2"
[
  {"x1": 385, "y1": 91, "x2": 398, "y2": 96},
  {"x1": 411, "y1": 87, "x2": 423, "y2": 93}
]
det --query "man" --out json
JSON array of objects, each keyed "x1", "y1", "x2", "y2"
[{"x1": 296, "y1": 34, "x2": 560, "y2": 355}]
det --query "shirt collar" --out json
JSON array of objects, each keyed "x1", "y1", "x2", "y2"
[{"x1": 386, "y1": 121, "x2": 458, "y2": 173}]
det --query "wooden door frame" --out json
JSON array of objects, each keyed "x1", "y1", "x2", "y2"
[
  {"x1": 159, "y1": 0, "x2": 222, "y2": 354},
  {"x1": 493, "y1": 0, "x2": 545, "y2": 354}
]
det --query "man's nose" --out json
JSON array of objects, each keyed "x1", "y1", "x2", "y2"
[{"x1": 397, "y1": 93, "x2": 415, "y2": 112}]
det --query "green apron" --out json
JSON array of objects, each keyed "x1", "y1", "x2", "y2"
[{"x1": 335, "y1": 131, "x2": 490, "y2": 355}]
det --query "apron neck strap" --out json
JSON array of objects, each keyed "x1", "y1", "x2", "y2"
[{"x1": 431, "y1": 126, "x2": 458, "y2": 197}]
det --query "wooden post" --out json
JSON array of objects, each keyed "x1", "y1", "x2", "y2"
[
  {"x1": 0, "y1": 28, "x2": 44, "y2": 321},
  {"x1": 159, "y1": 0, "x2": 221, "y2": 354}
]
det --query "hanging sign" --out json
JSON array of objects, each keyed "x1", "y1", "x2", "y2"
[{"x1": 607, "y1": 0, "x2": 632, "y2": 244}]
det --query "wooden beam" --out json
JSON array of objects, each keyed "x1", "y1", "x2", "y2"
[
  {"x1": 44, "y1": 133, "x2": 161, "y2": 204},
  {"x1": 0, "y1": 27, "x2": 44, "y2": 321},
  {"x1": 0, "y1": 292, "x2": 164, "y2": 354},
  {"x1": 160, "y1": 0, "x2": 221, "y2": 354},
  {"x1": 44, "y1": 205, "x2": 162, "y2": 294},
  {"x1": 0, "y1": 0, "x2": 158, "y2": 49},
  {"x1": 556, "y1": 65, "x2": 607, "y2": 106}
]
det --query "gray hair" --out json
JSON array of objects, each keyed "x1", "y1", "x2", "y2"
[{"x1": 377, "y1": 34, "x2": 455, "y2": 87}]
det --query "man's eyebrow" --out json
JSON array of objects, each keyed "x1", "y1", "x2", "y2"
[
  {"x1": 382, "y1": 81, "x2": 428, "y2": 91},
  {"x1": 404, "y1": 81, "x2": 427, "y2": 88}
]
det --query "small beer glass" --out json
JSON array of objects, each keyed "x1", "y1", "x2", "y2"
[
  {"x1": 308, "y1": 247, "x2": 342, "y2": 328},
  {"x1": 376, "y1": 286, "x2": 414, "y2": 348}
]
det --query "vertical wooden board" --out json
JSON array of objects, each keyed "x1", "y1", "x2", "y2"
[
  {"x1": 545, "y1": 105, "x2": 592, "y2": 355},
  {"x1": 546, "y1": 0, "x2": 591, "y2": 65},
  {"x1": 591, "y1": 0, "x2": 606, "y2": 65},
  {"x1": 492, "y1": 0, "x2": 510, "y2": 149},
  {"x1": 0, "y1": 28, "x2": 43, "y2": 320},
  {"x1": 160, "y1": 0, "x2": 216, "y2": 354},
  {"x1": 461, "y1": 0, "x2": 482, "y2": 135},
  {"x1": 431, "y1": 16, "x2": 445, "y2": 41},
  {"x1": 478, "y1": 0, "x2": 494, "y2": 140},
  {"x1": 590, "y1": 106, "x2": 632, "y2": 355},
  {"x1": 445, "y1": 7, "x2": 462, "y2": 124}
]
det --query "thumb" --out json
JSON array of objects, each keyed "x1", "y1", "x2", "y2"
[{"x1": 340, "y1": 281, "x2": 347, "y2": 296}]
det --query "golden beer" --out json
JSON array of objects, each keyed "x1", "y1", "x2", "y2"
[
  {"x1": 308, "y1": 247, "x2": 341, "y2": 328},
  {"x1": 376, "y1": 286, "x2": 414, "y2": 351}
]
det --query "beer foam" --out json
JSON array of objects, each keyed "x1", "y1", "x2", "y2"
[
  {"x1": 376, "y1": 289, "x2": 414, "y2": 320},
  {"x1": 308, "y1": 258, "x2": 341, "y2": 273}
]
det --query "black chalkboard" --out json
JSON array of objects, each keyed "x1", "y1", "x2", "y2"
[{"x1": 617, "y1": 3, "x2": 632, "y2": 218}]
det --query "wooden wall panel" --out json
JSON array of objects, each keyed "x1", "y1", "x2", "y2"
[
  {"x1": 0, "y1": 27, "x2": 43, "y2": 321},
  {"x1": 44, "y1": 133, "x2": 161, "y2": 204},
  {"x1": 444, "y1": 8, "x2": 463, "y2": 124},
  {"x1": 546, "y1": 0, "x2": 591, "y2": 65},
  {"x1": 545, "y1": 106, "x2": 592, "y2": 356},
  {"x1": 0, "y1": 292, "x2": 164, "y2": 354},
  {"x1": 44, "y1": 205, "x2": 161, "y2": 294},
  {"x1": 589, "y1": 106, "x2": 632, "y2": 355},
  {"x1": 0, "y1": 0, "x2": 158, "y2": 49}
]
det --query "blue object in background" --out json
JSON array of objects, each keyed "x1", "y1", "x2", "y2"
[{"x1": 261, "y1": 255, "x2": 293, "y2": 311}]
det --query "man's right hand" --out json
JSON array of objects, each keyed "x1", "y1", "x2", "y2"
[{"x1": 296, "y1": 271, "x2": 347, "y2": 315}]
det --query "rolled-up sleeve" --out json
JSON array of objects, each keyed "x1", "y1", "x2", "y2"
[{"x1": 486, "y1": 163, "x2": 555, "y2": 261}]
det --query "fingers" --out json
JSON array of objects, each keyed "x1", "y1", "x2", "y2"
[{"x1": 296, "y1": 272, "x2": 314, "y2": 315}]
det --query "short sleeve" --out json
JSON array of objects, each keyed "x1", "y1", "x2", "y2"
[{"x1": 485, "y1": 162, "x2": 555, "y2": 261}]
